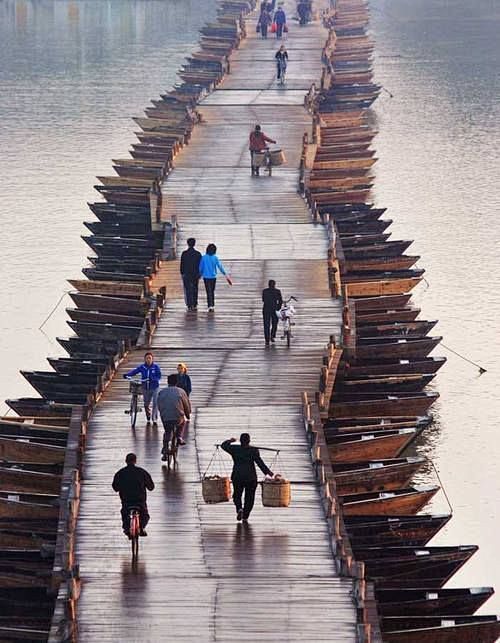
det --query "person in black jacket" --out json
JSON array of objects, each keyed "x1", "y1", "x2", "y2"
[
  {"x1": 112, "y1": 453, "x2": 155, "y2": 537},
  {"x1": 221, "y1": 434, "x2": 274, "y2": 522},
  {"x1": 180, "y1": 237, "x2": 202, "y2": 310},
  {"x1": 262, "y1": 279, "x2": 283, "y2": 345}
]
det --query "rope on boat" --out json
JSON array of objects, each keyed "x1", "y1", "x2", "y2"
[
  {"x1": 38, "y1": 291, "x2": 69, "y2": 331},
  {"x1": 440, "y1": 343, "x2": 487, "y2": 375},
  {"x1": 431, "y1": 460, "x2": 453, "y2": 516}
]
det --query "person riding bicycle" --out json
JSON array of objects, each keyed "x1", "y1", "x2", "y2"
[
  {"x1": 158, "y1": 373, "x2": 191, "y2": 456},
  {"x1": 112, "y1": 453, "x2": 155, "y2": 538},
  {"x1": 123, "y1": 352, "x2": 162, "y2": 428},
  {"x1": 275, "y1": 45, "x2": 288, "y2": 83},
  {"x1": 249, "y1": 124, "x2": 276, "y2": 177}
]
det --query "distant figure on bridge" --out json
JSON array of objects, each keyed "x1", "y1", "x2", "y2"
[
  {"x1": 257, "y1": 5, "x2": 272, "y2": 38},
  {"x1": 112, "y1": 453, "x2": 154, "y2": 538},
  {"x1": 273, "y1": 6, "x2": 287, "y2": 39},
  {"x1": 199, "y1": 243, "x2": 232, "y2": 312},
  {"x1": 221, "y1": 434, "x2": 274, "y2": 522},
  {"x1": 176, "y1": 362, "x2": 192, "y2": 397},
  {"x1": 180, "y1": 237, "x2": 202, "y2": 311},
  {"x1": 123, "y1": 352, "x2": 162, "y2": 428},
  {"x1": 158, "y1": 373, "x2": 192, "y2": 452},
  {"x1": 249, "y1": 124, "x2": 276, "y2": 176},
  {"x1": 262, "y1": 279, "x2": 283, "y2": 346}
]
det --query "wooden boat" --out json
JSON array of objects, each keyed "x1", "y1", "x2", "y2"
[
  {"x1": 82, "y1": 268, "x2": 148, "y2": 284},
  {"x1": 47, "y1": 356, "x2": 113, "y2": 376},
  {"x1": 4, "y1": 399, "x2": 73, "y2": 419},
  {"x1": 376, "y1": 587, "x2": 495, "y2": 617},
  {"x1": 68, "y1": 292, "x2": 149, "y2": 316},
  {"x1": 381, "y1": 615, "x2": 500, "y2": 642},
  {"x1": 84, "y1": 221, "x2": 153, "y2": 236},
  {"x1": 339, "y1": 232, "x2": 391, "y2": 246},
  {"x1": 325, "y1": 418, "x2": 430, "y2": 436},
  {"x1": 356, "y1": 308, "x2": 421, "y2": 324},
  {"x1": 67, "y1": 321, "x2": 142, "y2": 342},
  {"x1": 327, "y1": 428, "x2": 419, "y2": 463},
  {"x1": 345, "y1": 255, "x2": 420, "y2": 272},
  {"x1": 308, "y1": 188, "x2": 372, "y2": 204},
  {"x1": 336, "y1": 219, "x2": 393, "y2": 235},
  {"x1": 332, "y1": 457, "x2": 425, "y2": 494},
  {"x1": 0, "y1": 586, "x2": 55, "y2": 615},
  {"x1": 342, "y1": 357, "x2": 446, "y2": 377},
  {"x1": 345, "y1": 295, "x2": 413, "y2": 312},
  {"x1": 66, "y1": 308, "x2": 144, "y2": 328},
  {"x1": 343, "y1": 240, "x2": 413, "y2": 258},
  {"x1": 57, "y1": 336, "x2": 125, "y2": 358},
  {"x1": 313, "y1": 157, "x2": 377, "y2": 171},
  {"x1": 67, "y1": 279, "x2": 145, "y2": 299},
  {"x1": 20, "y1": 370, "x2": 101, "y2": 395},
  {"x1": 0, "y1": 419, "x2": 68, "y2": 440},
  {"x1": 356, "y1": 545, "x2": 478, "y2": 588},
  {"x1": 344, "y1": 276, "x2": 422, "y2": 297},
  {"x1": 344, "y1": 514, "x2": 451, "y2": 547},
  {"x1": 341, "y1": 485, "x2": 438, "y2": 516},
  {"x1": 329, "y1": 392, "x2": 439, "y2": 418},
  {"x1": 336, "y1": 373, "x2": 435, "y2": 393},
  {"x1": 0, "y1": 468, "x2": 61, "y2": 495},
  {"x1": 352, "y1": 337, "x2": 442, "y2": 361},
  {"x1": 356, "y1": 320, "x2": 437, "y2": 337}
]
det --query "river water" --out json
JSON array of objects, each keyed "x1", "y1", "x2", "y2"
[{"x1": 1, "y1": 0, "x2": 499, "y2": 611}]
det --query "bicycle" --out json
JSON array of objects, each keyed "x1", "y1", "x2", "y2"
[
  {"x1": 128, "y1": 506, "x2": 141, "y2": 560},
  {"x1": 277, "y1": 60, "x2": 287, "y2": 85},
  {"x1": 278, "y1": 295, "x2": 298, "y2": 348},
  {"x1": 124, "y1": 377, "x2": 146, "y2": 429},
  {"x1": 162, "y1": 421, "x2": 180, "y2": 470}
]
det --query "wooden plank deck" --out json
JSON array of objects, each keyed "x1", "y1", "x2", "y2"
[{"x1": 75, "y1": 2, "x2": 357, "y2": 640}]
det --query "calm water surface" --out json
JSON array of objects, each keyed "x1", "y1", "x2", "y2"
[
  {"x1": 372, "y1": 0, "x2": 500, "y2": 609},
  {"x1": 1, "y1": 0, "x2": 499, "y2": 611}
]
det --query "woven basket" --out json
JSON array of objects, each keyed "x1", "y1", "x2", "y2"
[
  {"x1": 253, "y1": 151, "x2": 267, "y2": 167},
  {"x1": 261, "y1": 478, "x2": 291, "y2": 507},
  {"x1": 202, "y1": 476, "x2": 231, "y2": 504},
  {"x1": 269, "y1": 148, "x2": 286, "y2": 166}
]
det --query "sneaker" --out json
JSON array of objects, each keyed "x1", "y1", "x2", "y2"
[
  {"x1": 139, "y1": 530, "x2": 148, "y2": 537},
  {"x1": 270, "y1": 337, "x2": 275, "y2": 343},
  {"x1": 152, "y1": 422, "x2": 158, "y2": 429},
  {"x1": 178, "y1": 438, "x2": 186, "y2": 446},
  {"x1": 236, "y1": 509, "x2": 243, "y2": 521},
  {"x1": 208, "y1": 307, "x2": 214, "y2": 313},
  {"x1": 161, "y1": 455, "x2": 167, "y2": 461},
  {"x1": 146, "y1": 421, "x2": 151, "y2": 428},
  {"x1": 242, "y1": 518, "x2": 249, "y2": 524},
  {"x1": 265, "y1": 341, "x2": 270, "y2": 346}
]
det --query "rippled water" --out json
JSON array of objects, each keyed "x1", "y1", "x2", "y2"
[
  {"x1": 1, "y1": 0, "x2": 499, "y2": 612},
  {"x1": 372, "y1": 0, "x2": 500, "y2": 609}
]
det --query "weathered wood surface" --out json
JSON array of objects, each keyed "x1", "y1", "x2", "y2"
[{"x1": 75, "y1": 2, "x2": 357, "y2": 640}]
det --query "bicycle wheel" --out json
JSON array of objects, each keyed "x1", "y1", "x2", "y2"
[
  {"x1": 285, "y1": 329, "x2": 291, "y2": 348},
  {"x1": 130, "y1": 511, "x2": 140, "y2": 560},
  {"x1": 130, "y1": 394, "x2": 138, "y2": 429}
]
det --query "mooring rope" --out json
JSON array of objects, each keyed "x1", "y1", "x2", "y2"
[
  {"x1": 431, "y1": 460, "x2": 453, "y2": 516},
  {"x1": 38, "y1": 291, "x2": 70, "y2": 331}
]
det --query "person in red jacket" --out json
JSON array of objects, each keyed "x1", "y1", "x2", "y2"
[{"x1": 249, "y1": 124, "x2": 276, "y2": 176}]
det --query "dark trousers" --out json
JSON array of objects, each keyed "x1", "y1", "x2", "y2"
[
  {"x1": 121, "y1": 502, "x2": 149, "y2": 533},
  {"x1": 263, "y1": 308, "x2": 278, "y2": 343},
  {"x1": 203, "y1": 278, "x2": 216, "y2": 308},
  {"x1": 161, "y1": 418, "x2": 186, "y2": 454},
  {"x1": 232, "y1": 479, "x2": 258, "y2": 519},
  {"x1": 276, "y1": 23, "x2": 284, "y2": 38},
  {"x1": 261, "y1": 23, "x2": 268, "y2": 38},
  {"x1": 183, "y1": 275, "x2": 199, "y2": 308}
]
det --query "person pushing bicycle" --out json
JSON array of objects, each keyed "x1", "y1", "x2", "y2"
[
  {"x1": 112, "y1": 453, "x2": 155, "y2": 538},
  {"x1": 158, "y1": 373, "x2": 192, "y2": 457},
  {"x1": 123, "y1": 352, "x2": 162, "y2": 428},
  {"x1": 249, "y1": 124, "x2": 276, "y2": 177}
]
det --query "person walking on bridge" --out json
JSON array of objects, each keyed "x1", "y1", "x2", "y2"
[
  {"x1": 249, "y1": 124, "x2": 276, "y2": 177},
  {"x1": 221, "y1": 434, "x2": 274, "y2": 522},
  {"x1": 273, "y1": 6, "x2": 287, "y2": 39},
  {"x1": 180, "y1": 237, "x2": 202, "y2": 311},
  {"x1": 262, "y1": 279, "x2": 283, "y2": 346},
  {"x1": 112, "y1": 453, "x2": 154, "y2": 538},
  {"x1": 199, "y1": 243, "x2": 232, "y2": 312}
]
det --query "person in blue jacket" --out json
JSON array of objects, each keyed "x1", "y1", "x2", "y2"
[
  {"x1": 124, "y1": 352, "x2": 162, "y2": 427},
  {"x1": 273, "y1": 6, "x2": 287, "y2": 39},
  {"x1": 199, "y1": 243, "x2": 232, "y2": 312}
]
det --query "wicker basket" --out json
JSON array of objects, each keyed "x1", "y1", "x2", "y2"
[
  {"x1": 269, "y1": 148, "x2": 286, "y2": 166},
  {"x1": 202, "y1": 475, "x2": 231, "y2": 504},
  {"x1": 128, "y1": 381, "x2": 142, "y2": 395},
  {"x1": 261, "y1": 478, "x2": 291, "y2": 507}
]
